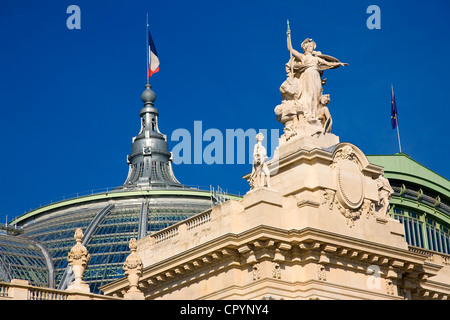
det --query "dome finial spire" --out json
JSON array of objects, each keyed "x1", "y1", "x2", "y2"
[
  {"x1": 123, "y1": 81, "x2": 183, "y2": 189},
  {"x1": 141, "y1": 81, "x2": 156, "y2": 107}
]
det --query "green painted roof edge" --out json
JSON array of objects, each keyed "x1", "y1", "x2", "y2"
[
  {"x1": 10, "y1": 189, "x2": 242, "y2": 226},
  {"x1": 367, "y1": 154, "x2": 450, "y2": 197}
]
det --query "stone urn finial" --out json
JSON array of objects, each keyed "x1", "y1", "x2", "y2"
[
  {"x1": 66, "y1": 228, "x2": 91, "y2": 293},
  {"x1": 122, "y1": 238, "x2": 145, "y2": 299}
]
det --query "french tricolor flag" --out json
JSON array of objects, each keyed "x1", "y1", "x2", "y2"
[{"x1": 148, "y1": 29, "x2": 159, "y2": 78}]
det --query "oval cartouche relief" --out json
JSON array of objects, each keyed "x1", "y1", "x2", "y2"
[{"x1": 336, "y1": 159, "x2": 364, "y2": 209}]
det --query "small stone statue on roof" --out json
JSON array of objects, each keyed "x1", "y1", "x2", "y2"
[
  {"x1": 249, "y1": 133, "x2": 271, "y2": 189},
  {"x1": 317, "y1": 94, "x2": 333, "y2": 134},
  {"x1": 376, "y1": 174, "x2": 395, "y2": 216}
]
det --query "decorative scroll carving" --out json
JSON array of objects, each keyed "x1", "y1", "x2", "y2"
[
  {"x1": 253, "y1": 263, "x2": 261, "y2": 280},
  {"x1": 331, "y1": 145, "x2": 358, "y2": 169},
  {"x1": 386, "y1": 278, "x2": 395, "y2": 295},
  {"x1": 297, "y1": 198, "x2": 320, "y2": 208},
  {"x1": 363, "y1": 199, "x2": 376, "y2": 219},
  {"x1": 318, "y1": 264, "x2": 326, "y2": 281},
  {"x1": 272, "y1": 262, "x2": 281, "y2": 279},
  {"x1": 322, "y1": 189, "x2": 336, "y2": 210}
]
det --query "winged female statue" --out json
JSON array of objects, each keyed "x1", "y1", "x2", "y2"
[{"x1": 283, "y1": 27, "x2": 348, "y2": 119}]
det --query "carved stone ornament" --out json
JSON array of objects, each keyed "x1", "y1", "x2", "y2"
[
  {"x1": 272, "y1": 262, "x2": 281, "y2": 279},
  {"x1": 67, "y1": 228, "x2": 90, "y2": 266},
  {"x1": 334, "y1": 200, "x2": 362, "y2": 227},
  {"x1": 253, "y1": 263, "x2": 261, "y2": 280},
  {"x1": 67, "y1": 228, "x2": 91, "y2": 292},
  {"x1": 318, "y1": 264, "x2": 326, "y2": 281},
  {"x1": 331, "y1": 145, "x2": 358, "y2": 168},
  {"x1": 123, "y1": 238, "x2": 144, "y2": 299},
  {"x1": 123, "y1": 238, "x2": 143, "y2": 272},
  {"x1": 324, "y1": 146, "x2": 376, "y2": 227},
  {"x1": 386, "y1": 278, "x2": 395, "y2": 295},
  {"x1": 333, "y1": 197, "x2": 377, "y2": 228},
  {"x1": 322, "y1": 189, "x2": 336, "y2": 210},
  {"x1": 363, "y1": 199, "x2": 376, "y2": 219}
]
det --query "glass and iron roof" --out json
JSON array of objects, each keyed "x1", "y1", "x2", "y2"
[
  {"x1": 0, "y1": 234, "x2": 50, "y2": 288},
  {"x1": 1, "y1": 190, "x2": 215, "y2": 294}
]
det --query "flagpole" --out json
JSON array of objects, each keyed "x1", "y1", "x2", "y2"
[
  {"x1": 392, "y1": 85, "x2": 402, "y2": 153},
  {"x1": 146, "y1": 13, "x2": 149, "y2": 82},
  {"x1": 146, "y1": 13, "x2": 150, "y2": 82},
  {"x1": 396, "y1": 120, "x2": 402, "y2": 153}
]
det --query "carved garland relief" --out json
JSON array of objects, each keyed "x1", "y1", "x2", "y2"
[{"x1": 323, "y1": 146, "x2": 377, "y2": 227}]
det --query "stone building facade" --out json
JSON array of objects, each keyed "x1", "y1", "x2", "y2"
[{"x1": 101, "y1": 136, "x2": 450, "y2": 300}]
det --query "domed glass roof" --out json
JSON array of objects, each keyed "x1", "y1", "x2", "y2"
[
  {"x1": 9, "y1": 190, "x2": 214, "y2": 293},
  {"x1": 0, "y1": 82, "x2": 240, "y2": 294}
]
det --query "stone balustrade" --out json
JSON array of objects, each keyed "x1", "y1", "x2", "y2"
[
  {"x1": 0, "y1": 279, "x2": 121, "y2": 300},
  {"x1": 408, "y1": 246, "x2": 450, "y2": 266},
  {"x1": 152, "y1": 208, "x2": 213, "y2": 245}
]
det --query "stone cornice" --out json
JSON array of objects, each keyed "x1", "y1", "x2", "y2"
[{"x1": 101, "y1": 225, "x2": 439, "y2": 298}]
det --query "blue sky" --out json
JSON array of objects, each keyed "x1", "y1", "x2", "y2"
[{"x1": 0, "y1": 0, "x2": 449, "y2": 223}]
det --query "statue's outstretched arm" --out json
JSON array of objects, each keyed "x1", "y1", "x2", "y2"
[
  {"x1": 318, "y1": 56, "x2": 348, "y2": 67},
  {"x1": 317, "y1": 57, "x2": 335, "y2": 67}
]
